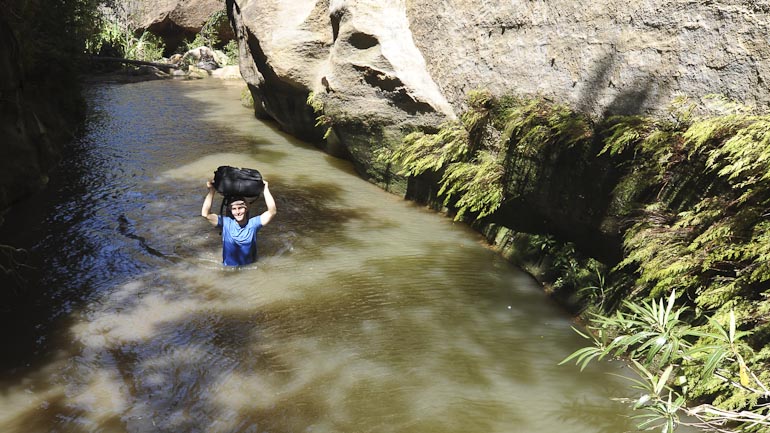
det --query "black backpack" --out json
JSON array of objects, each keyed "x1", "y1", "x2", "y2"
[
  {"x1": 212, "y1": 166, "x2": 264, "y2": 197},
  {"x1": 212, "y1": 166, "x2": 265, "y2": 227}
]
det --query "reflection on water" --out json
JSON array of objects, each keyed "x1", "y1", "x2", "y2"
[{"x1": 0, "y1": 79, "x2": 637, "y2": 432}]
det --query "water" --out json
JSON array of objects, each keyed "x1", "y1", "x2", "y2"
[{"x1": 0, "y1": 79, "x2": 638, "y2": 432}]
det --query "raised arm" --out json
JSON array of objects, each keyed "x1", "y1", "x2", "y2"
[
  {"x1": 201, "y1": 180, "x2": 219, "y2": 226},
  {"x1": 259, "y1": 181, "x2": 277, "y2": 226}
]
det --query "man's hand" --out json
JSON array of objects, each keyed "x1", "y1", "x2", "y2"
[{"x1": 201, "y1": 179, "x2": 219, "y2": 226}]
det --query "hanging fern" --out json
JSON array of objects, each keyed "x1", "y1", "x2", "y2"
[
  {"x1": 438, "y1": 150, "x2": 505, "y2": 220},
  {"x1": 383, "y1": 91, "x2": 594, "y2": 221},
  {"x1": 388, "y1": 121, "x2": 470, "y2": 177}
]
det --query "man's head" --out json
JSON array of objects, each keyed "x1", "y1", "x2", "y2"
[{"x1": 227, "y1": 196, "x2": 249, "y2": 222}]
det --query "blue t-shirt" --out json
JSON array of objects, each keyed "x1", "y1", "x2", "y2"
[{"x1": 218, "y1": 215, "x2": 263, "y2": 266}]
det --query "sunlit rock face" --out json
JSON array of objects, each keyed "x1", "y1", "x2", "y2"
[
  {"x1": 226, "y1": 0, "x2": 770, "y2": 266},
  {"x1": 228, "y1": 0, "x2": 454, "y2": 181},
  {"x1": 135, "y1": 0, "x2": 222, "y2": 32},
  {"x1": 229, "y1": 0, "x2": 769, "y2": 171},
  {"x1": 407, "y1": 0, "x2": 770, "y2": 116}
]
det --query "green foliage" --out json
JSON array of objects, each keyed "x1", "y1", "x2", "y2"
[
  {"x1": 8, "y1": 0, "x2": 100, "y2": 81},
  {"x1": 604, "y1": 104, "x2": 770, "y2": 418},
  {"x1": 383, "y1": 90, "x2": 592, "y2": 220},
  {"x1": 85, "y1": 19, "x2": 123, "y2": 55},
  {"x1": 562, "y1": 291, "x2": 770, "y2": 433},
  {"x1": 502, "y1": 99, "x2": 591, "y2": 152},
  {"x1": 4, "y1": 0, "x2": 99, "y2": 123},
  {"x1": 183, "y1": 9, "x2": 228, "y2": 52},
  {"x1": 600, "y1": 103, "x2": 770, "y2": 417},
  {"x1": 223, "y1": 39, "x2": 239, "y2": 65},
  {"x1": 85, "y1": 3, "x2": 165, "y2": 62},
  {"x1": 613, "y1": 105, "x2": 770, "y2": 314},
  {"x1": 390, "y1": 122, "x2": 470, "y2": 177},
  {"x1": 518, "y1": 234, "x2": 608, "y2": 305},
  {"x1": 126, "y1": 31, "x2": 165, "y2": 61},
  {"x1": 439, "y1": 150, "x2": 503, "y2": 219},
  {"x1": 241, "y1": 87, "x2": 254, "y2": 108},
  {"x1": 184, "y1": 32, "x2": 210, "y2": 53},
  {"x1": 307, "y1": 91, "x2": 324, "y2": 114},
  {"x1": 306, "y1": 91, "x2": 333, "y2": 139},
  {"x1": 598, "y1": 115, "x2": 653, "y2": 156}
]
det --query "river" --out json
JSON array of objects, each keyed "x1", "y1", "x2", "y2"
[{"x1": 0, "y1": 79, "x2": 638, "y2": 433}]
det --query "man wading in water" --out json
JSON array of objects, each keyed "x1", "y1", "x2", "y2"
[{"x1": 201, "y1": 179, "x2": 277, "y2": 266}]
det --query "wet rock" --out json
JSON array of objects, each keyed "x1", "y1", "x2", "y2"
[{"x1": 187, "y1": 65, "x2": 211, "y2": 79}]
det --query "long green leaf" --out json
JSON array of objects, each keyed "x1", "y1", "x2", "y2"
[
  {"x1": 655, "y1": 365, "x2": 674, "y2": 395},
  {"x1": 729, "y1": 310, "x2": 736, "y2": 344},
  {"x1": 665, "y1": 290, "x2": 676, "y2": 325}
]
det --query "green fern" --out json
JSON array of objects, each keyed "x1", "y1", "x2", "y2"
[
  {"x1": 438, "y1": 150, "x2": 505, "y2": 220},
  {"x1": 389, "y1": 122, "x2": 469, "y2": 177},
  {"x1": 599, "y1": 116, "x2": 650, "y2": 156}
]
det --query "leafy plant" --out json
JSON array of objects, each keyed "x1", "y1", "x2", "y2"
[
  {"x1": 223, "y1": 39, "x2": 238, "y2": 65},
  {"x1": 183, "y1": 9, "x2": 228, "y2": 52},
  {"x1": 307, "y1": 91, "x2": 334, "y2": 139},
  {"x1": 125, "y1": 31, "x2": 165, "y2": 61},
  {"x1": 562, "y1": 291, "x2": 770, "y2": 433},
  {"x1": 241, "y1": 87, "x2": 254, "y2": 108},
  {"x1": 382, "y1": 90, "x2": 593, "y2": 220}
]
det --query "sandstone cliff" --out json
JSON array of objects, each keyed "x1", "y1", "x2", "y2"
[
  {"x1": 227, "y1": 0, "x2": 457, "y2": 180},
  {"x1": 408, "y1": 0, "x2": 770, "y2": 116},
  {"x1": 225, "y1": 0, "x2": 770, "y2": 268},
  {"x1": 228, "y1": 0, "x2": 769, "y2": 171}
]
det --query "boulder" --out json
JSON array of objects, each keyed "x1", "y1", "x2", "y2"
[
  {"x1": 133, "y1": 0, "x2": 232, "y2": 51},
  {"x1": 135, "y1": 0, "x2": 223, "y2": 32},
  {"x1": 187, "y1": 65, "x2": 211, "y2": 78},
  {"x1": 211, "y1": 65, "x2": 242, "y2": 80},
  {"x1": 181, "y1": 46, "x2": 229, "y2": 68},
  {"x1": 228, "y1": 0, "x2": 454, "y2": 181}
]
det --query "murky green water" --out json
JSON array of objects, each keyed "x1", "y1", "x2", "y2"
[{"x1": 0, "y1": 79, "x2": 639, "y2": 432}]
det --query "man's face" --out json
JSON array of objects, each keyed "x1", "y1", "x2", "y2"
[{"x1": 231, "y1": 201, "x2": 247, "y2": 222}]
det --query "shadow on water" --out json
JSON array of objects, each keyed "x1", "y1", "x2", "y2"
[
  {"x1": 0, "y1": 210, "x2": 636, "y2": 432},
  {"x1": 0, "y1": 234, "x2": 634, "y2": 432}
]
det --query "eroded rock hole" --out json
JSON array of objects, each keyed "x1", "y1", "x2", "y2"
[{"x1": 348, "y1": 32, "x2": 379, "y2": 50}]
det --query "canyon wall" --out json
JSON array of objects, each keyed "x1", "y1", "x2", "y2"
[
  {"x1": 226, "y1": 0, "x2": 770, "y2": 264},
  {"x1": 229, "y1": 0, "x2": 770, "y2": 160},
  {"x1": 407, "y1": 0, "x2": 770, "y2": 116}
]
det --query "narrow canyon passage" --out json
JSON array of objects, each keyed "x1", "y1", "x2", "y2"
[{"x1": 0, "y1": 79, "x2": 639, "y2": 433}]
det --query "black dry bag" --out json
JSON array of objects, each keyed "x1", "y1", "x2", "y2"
[{"x1": 213, "y1": 166, "x2": 265, "y2": 197}]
